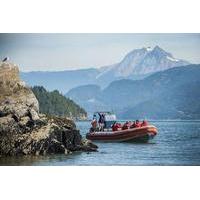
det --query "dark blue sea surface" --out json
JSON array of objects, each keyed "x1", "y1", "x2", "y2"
[{"x1": 0, "y1": 120, "x2": 200, "y2": 165}]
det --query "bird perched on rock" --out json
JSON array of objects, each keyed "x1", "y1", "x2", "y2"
[{"x1": 2, "y1": 57, "x2": 9, "y2": 62}]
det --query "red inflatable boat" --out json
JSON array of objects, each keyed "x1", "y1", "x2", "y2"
[
  {"x1": 86, "y1": 125, "x2": 158, "y2": 142},
  {"x1": 87, "y1": 112, "x2": 158, "y2": 142}
]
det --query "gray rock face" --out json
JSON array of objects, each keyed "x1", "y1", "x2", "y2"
[{"x1": 0, "y1": 62, "x2": 97, "y2": 156}]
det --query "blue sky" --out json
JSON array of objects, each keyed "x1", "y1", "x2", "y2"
[{"x1": 0, "y1": 33, "x2": 199, "y2": 71}]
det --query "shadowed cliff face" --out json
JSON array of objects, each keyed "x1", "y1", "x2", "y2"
[{"x1": 0, "y1": 62, "x2": 97, "y2": 156}]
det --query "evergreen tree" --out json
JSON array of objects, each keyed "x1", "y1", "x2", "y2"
[{"x1": 32, "y1": 86, "x2": 87, "y2": 119}]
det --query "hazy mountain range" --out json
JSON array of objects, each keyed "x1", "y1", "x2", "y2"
[
  {"x1": 66, "y1": 64, "x2": 200, "y2": 119},
  {"x1": 20, "y1": 45, "x2": 200, "y2": 120},
  {"x1": 21, "y1": 46, "x2": 189, "y2": 93}
]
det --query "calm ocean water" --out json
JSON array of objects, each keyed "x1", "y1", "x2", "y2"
[{"x1": 0, "y1": 120, "x2": 200, "y2": 166}]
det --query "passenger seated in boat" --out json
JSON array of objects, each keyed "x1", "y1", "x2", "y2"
[
  {"x1": 141, "y1": 120, "x2": 148, "y2": 127},
  {"x1": 131, "y1": 120, "x2": 141, "y2": 128},
  {"x1": 130, "y1": 121, "x2": 136, "y2": 128},
  {"x1": 136, "y1": 120, "x2": 142, "y2": 127},
  {"x1": 122, "y1": 121, "x2": 129, "y2": 130},
  {"x1": 112, "y1": 123, "x2": 122, "y2": 131}
]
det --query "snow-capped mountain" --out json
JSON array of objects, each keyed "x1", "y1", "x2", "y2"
[
  {"x1": 97, "y1": 45, "x2": 190, "y2": 80},
  {"x1": 22, "y1": 45, "x2": 191, "y2": 93}
]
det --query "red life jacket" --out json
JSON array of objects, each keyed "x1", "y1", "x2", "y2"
[
  {"x1": 141, "y1": 121, "x2": 148, "y2": 126},
  {"x1": 135, "y1": 121, "x2": 141, "y2": 128},
  {"x1": 122, "y1": 122, "x2": 129, "y2": 130},
  {"x1": 135, "y1": 123, "x2": 140, "y2": 128},
  {"x1": 130, "y1": 122, "x2": 136, "y2": 128},
  {"x1": 117, "y1": 123, "x2": 122, "y2": 128},
  {"x1": 127, "y1": 121, "x2": 132, "y2": 127},
  {"x1": 112, "y1": 123, "x2": 122, "y2": 131},
  {"x1": 112, "y1": 125, "x2": 117, "y2": 131}
]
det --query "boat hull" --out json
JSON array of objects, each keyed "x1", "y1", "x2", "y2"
[{"x1": 86, "y1": 125, "x2": 158, "y2": 142}]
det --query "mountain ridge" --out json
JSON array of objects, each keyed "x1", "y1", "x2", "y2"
[
  {"x1": 96, "y1": 45, "x2": 189, "y2": 79},
  {"x1": 66, "y1": 64, "x2": 200, "y2": 119},
  {"x1": 21, "y1": 46, "x2": 190, "y2": 93}
]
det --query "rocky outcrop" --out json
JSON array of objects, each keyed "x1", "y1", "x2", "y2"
[{"x1": 0, "y1": 62, "x2": 97, "y2": 156}]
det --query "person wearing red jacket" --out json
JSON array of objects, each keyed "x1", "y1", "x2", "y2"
[
  {"x1": 122, "y1": 121, "x2": 129, "y2": 130},
  {"x1": 141, "y1": 120, "x2": 148, "y2": 127},
  {"x1": 135, "y1": 120, "x2": 141, "y2": 128},
  {"x1": 112, "y1": 123, "x2": 122, "y2": 131},
  {"x1": 130, "y1": 121, "x2": 136, "y2": 128}
]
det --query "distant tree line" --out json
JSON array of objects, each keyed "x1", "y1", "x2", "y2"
[{"x1": 32, "y1": 86, "x2": 87, "y2": 119}]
